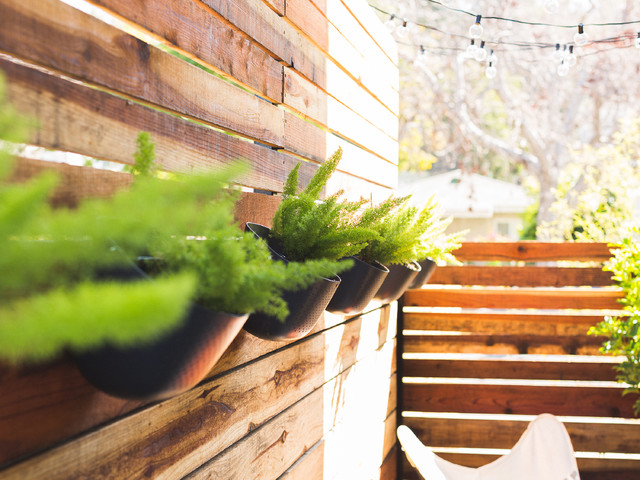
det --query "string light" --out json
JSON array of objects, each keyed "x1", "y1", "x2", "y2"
[
  {"x1": 635, "y1": 32, "x2": 640, "y2": 48},
  {"x1": 384, "y1": 13, "x2": 397, "y2": 30},
  {"x1": 415, "y1": 45, "x2": 429, "y2": 68},
  {"x1": 557, "y1": 59, "x2": 569, "y2": 76},
  {"x1": 574, "y1": 23, "x2": 589, "y2": 46},
  {"x1": 565, "y1": 45, "x2": 577, "y2": 66},
  {"x1": 487, "y1": 49, "x2": 497, "y2": 65},
  {"x1": 396, "y1": 19, "x2": 410, "y2": 38},
  {"x1": 552, "y1": 43, "x2": 563, "y2": 61},
  {"x1": 474, "y1": 40, "x2": 487, "y2": 61},
  {"x1": 466, "y1": 39, "x2": 478, "y2": 57},
  {"x1": 544, "y1": 0, "x2": 559, "y2": 15},
  {"x1": 469, "y1": 15, "x2": 483, "y2": 38},
  {"x1": 485, "y1": 61, "x2": 497, "y2": 79}
]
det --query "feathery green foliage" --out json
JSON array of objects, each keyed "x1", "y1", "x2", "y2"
[
  {"x1": 124, "y1": 131, "x2": 157, "y2": 177},
  {"x1": 589, "y1": 227, "x2": 640, "y2": 414},
  {"x1": 358, "y1": 196, "x2": 464, "y2": 266},
  {"x1": 270, "y1": 148, "x2": 378, "y2": 262}
]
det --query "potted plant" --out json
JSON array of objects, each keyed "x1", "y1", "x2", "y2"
[
  {"x1": 245, "y1": 147, "x2": 379, "y2": 338},
  {"x1": 0, "y1": 104, "x2": 333, "y2": 400}
]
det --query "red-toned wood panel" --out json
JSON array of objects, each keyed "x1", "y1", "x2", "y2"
[
  {"x1": 452, "y1": 242, "x2": 613, "y2": 262},
  {"x1": 404, "y1": 287, "x2": 624, "y2": 310},
  {"x1": 403, "y1": 383, "x2": 637, "y2": 418}
]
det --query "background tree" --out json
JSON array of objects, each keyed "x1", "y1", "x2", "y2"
[{"x1": 371, "y1": 0, "x2": 640, "y2": 237}]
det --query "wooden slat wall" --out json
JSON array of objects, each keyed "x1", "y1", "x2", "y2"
[
  {"x1": 400, "y1": 242, "x2": 640, "y2": 480},
  {"x1": 0, "y1": 1, "x2": 399, "y2": 479}
]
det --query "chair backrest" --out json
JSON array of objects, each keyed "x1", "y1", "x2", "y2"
[{"x1": 398, "y1": 414, "x2": 581, "y2": 480}]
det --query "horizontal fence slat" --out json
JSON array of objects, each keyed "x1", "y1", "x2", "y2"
[
  {"x1": 403, "y1": 334, "x2": 603, "y2": 356},
  {"x1": 404, "y1": 311, "x2": 604, "y2": 336},
  {"x1": 403, "y1": 383, "x2": 637, "y2": 418},
  {"x1": 0, "y1": 306, "x2": 393, "y2": 469},
  {"x1": 92, "y1": 0, "x2": 284, "y2": 103},
  {"x1": 404, "y1": 287, "x2": 624, "y2": 310},
  {"x1": 427, "y1": 265, "x2": 614, "y2": 287},
  {"x1": 403, "y1": 416, "x2": 640, "y2": 454},
  {"x1": 403, "y1": 358, "x2": 618, "y2": 381},
  {"x1": 452, "y1": 242, "x2": 614, "y2": 262},
  {"x1": 0, "y1": 0, "x2": 286, "y2": 147},
  {"x1": 1, "y1": 56, "x2": 317, "y2": 193}
]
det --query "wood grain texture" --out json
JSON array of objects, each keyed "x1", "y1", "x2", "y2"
[
  {"x1": 403, "y1": 311, "x2": 605, "y2": 336},
  {"x1": 404, "y1": 287, "x2": 624, "y2": 310},
  {"x1": 0, "y1": 0, "x2": 285, "y2": 146},
  {"x1": 0, "y1": 306, "x2": 394, "y2": 476},
  {"x1": 185, "y1": 341, "x2": 397, "y2": 480},
  {"x1": 452, "y1": 242, "x2": 614, "y2": 262},
  {"x1": 91, "y1": 0, "x2": 284, "y2": 102},
  {"x1": 1, "y1": 56, "x2": 317, "y2": 193},
  {"x1": 403, "y1": 357, "x2": 619, "y2": 381},
  {"x1": 403, "y1": 416, "x2": 640, "y2": 453},
  {"x1": 426, "y1": 265, "x2": 614, "y2": 287},
  {"x1": 403, "y1": 382, "x2": 637, "y2": 418},
  {"x1": 403, "y1": 334, "x2": 603, "y2": 356}
]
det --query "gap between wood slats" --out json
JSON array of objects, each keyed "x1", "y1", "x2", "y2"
[
  {"x1": 404, "y1": 287, "x2": 624, "y2": 310},
  {"x1": 427, "y1": 265, "x2": 613, "y2": 287},
  {"x1": 451, "y1": 242, "x2": 614, "y2": 262},
  {"x1": 88, "y1": 0, "x2": 399, "y2": 163}
]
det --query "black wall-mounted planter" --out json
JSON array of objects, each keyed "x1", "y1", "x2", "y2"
[
  {"x1": 408, "y1": 258, "x2": 437, "y2": 289},
  {"x1": 326, "y1": 256, "x2": 388, "y2": 315},
  {"x1": 74, "y1": 263, "x2": 247, "y2": 401},
  {"x1": 244, "y1": 222, "x2": 340, "y2": 341},
  {"x1": 373, "y1": 261, "x2": 421, "y2": 304}
]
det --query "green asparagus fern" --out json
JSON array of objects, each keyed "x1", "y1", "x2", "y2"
[{"x1": 270, "y1": 148, "x2": 378, "y2": 262}]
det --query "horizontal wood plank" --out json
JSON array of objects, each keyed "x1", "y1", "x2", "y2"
[
  {"x1": 0, "y1": 0, "x2": 291, "y2": 147},
  {"x1": 1, "y1": 55, "x2": 317, "y2": 193},
  {"x1": 91, "y1": 0, "x2": 284, "y2": 102},
  {"x1": 0, "y1": 306, "x2": 393, "y2": 474},
  {"x1": 426, "y1": 265, "x2": 614, "y2": 288},
  {"x1": 403, "y1": 334, "x2": 604, "y2": 356},
  {"x1": 403, "y1": 383, "x2": 637, "y2": 418},
  {"x1": 403, "y1": 416, "x2": 640, "y2": 454},
  {"x1": 403, "y1": 311, "x2": 605, "y2": 336},
  {"x1": 184, "y1": 340, "x2": 396, "y2": 480},
  {"x1": 403, "y1": 357, "x2": 619, "y2": 381},
  {"x1": 452, "y1": 242, "x2": 614, "y2": 262},
  {"x1": 404, "y1": 287, "x2": 624, "y2": 310}
]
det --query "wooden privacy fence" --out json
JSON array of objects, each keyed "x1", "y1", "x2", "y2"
[
  {"x1": 0, "y1": 1, "x2": 399, "y2": 479},
  {"x1": 399, "y1": 242, "x2": 640, "y2": 480}
]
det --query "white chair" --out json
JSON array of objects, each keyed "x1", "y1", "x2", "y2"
[{"x1": 397, "y1": 414, "x2": 580, "y2": 480}]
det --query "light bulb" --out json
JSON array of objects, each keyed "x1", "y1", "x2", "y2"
[
  {"x1": 544, "y1": 0, "x2": 559, "y2": 14},
  {"x1": 466, "y1": 39, "x2": 478, "y2": 58},
  {"x1": 565, "y1": 45, "x2": 577, "y2": 67},
  {"x1": 552, "y1": 43, "x2": 564, "y2": 62},
  {"x1": 485, "y1": 63, "x2": 497, "y2": 79},
  {"x1": 384, "y1": 14, "x2": 396, "y2": 31},
  {"x1": 396, "y1": 20, "x2": 409, "y2": 39},
  {"x1": 486, "y1": 49, "x2": 497, "y2": 65},
  {"x1": 574, "y1": 23, "x2": 588, "y2": 46},
  {"x1": 474, "y1": 40, "x2": 487, "y2": 61},
  {"x1": 414, "y1": 46, "x2": 429, "y2": 68},
  {"x1": 557, "y1": 61, "x2": 569, "y2": 76},
  {"x1": 635, "y1": 32, "x2": 640, "y2": 48},
  {"x1": 469, "y1": 15, "x2": 483, "y2": 38},
  {"x1": 440, "y1": 0, "x2": 453, "y2": 5}
]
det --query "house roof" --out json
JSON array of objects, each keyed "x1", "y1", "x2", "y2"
[{"x1": 398, "y1": 169, "x2": 534, "y2": 219}]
